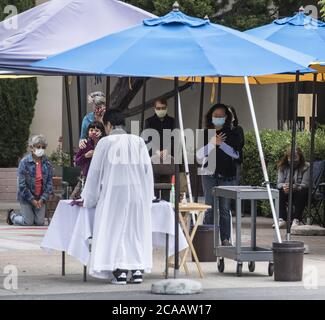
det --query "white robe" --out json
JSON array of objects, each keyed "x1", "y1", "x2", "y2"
[{"x1": 81, "y1": 130, "x2": 154, "y2": 279}]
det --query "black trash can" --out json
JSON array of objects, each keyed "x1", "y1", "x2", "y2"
[
  {"x1": 272, "y1": 241, "x2": 305, "y2": 281},
  {"x1": 192, "y1": 225, "x2": 215, "y2": 262}
]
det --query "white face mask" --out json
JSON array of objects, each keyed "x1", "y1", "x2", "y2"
[
  {"x1": 155, "y1": 109, "x2": 167, "y2": 118},
  {"x1": 34, "y1": 148, "x2": 45, "y2": 158}
]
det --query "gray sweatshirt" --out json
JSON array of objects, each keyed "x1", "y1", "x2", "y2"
[{"x1": 277, "y1": 163, "x2": 310, "y2": 191}]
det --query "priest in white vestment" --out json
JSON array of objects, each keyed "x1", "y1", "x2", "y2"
[{"x1": 81, "y1": 110, "x2": 154, "y2": 284}]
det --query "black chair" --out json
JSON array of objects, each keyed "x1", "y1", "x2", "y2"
[
  {"x1": 152, "y1": 163, "x2": 175, "y2": 200},
  {"x1": 304, "y1": 160, "x2": 325, "y2": 226},
  {"x1": 60, "y1": 166, "x2": 82, "y2": 278},
  {"x1": 62, "y1": 166, "x2": 82, "y2": 199},
  {"x1": 152, "y1": 158, "x2": 176, "y2": 279}
]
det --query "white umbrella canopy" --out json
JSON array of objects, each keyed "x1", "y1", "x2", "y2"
[{"x1": 0, "y1": 0, "x2": 155, "y2": 68}]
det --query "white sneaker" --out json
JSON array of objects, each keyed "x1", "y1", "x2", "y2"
[
  {"x1": 291, "y1": 219, "x2": 301, "y2": 228},
  {"x1": 111, "y1": 272, "x2": 127, "y2": 285},
  {"x1": 273, "y1": 219, "x2": 286, "y2": 229}
]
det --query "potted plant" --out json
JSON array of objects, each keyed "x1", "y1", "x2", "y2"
[{"x1": 49, "y1": 136, "x2": 71, "y2": 177}]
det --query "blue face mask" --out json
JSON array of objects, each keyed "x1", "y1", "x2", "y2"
[{"x1": 212, "y1": 117, "x2": 226, "y2": 127}]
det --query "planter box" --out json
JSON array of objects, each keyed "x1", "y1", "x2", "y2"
[
  {"x1": 52, "y1": 165, "x2": 63, "y2": 177},
  {"x1": 0, "y1": 168, "x2": 17, "y2": 201}
]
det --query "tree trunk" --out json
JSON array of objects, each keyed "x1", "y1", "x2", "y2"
[{"x1": 110, "y1": 77, "x2": 146, "y2": 111}]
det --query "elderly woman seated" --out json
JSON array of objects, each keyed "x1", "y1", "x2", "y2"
[{"x1": 7, "y1": 135, "x2": 53, "y2": 226}]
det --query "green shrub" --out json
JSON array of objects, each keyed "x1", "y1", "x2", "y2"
[
  {"x1": 243, "y1": 129, "x2": 325, "y2": 216},
  {"x1": 0, "y1": 1, "x2": 37, "y2": 167},
  {"x1": 0, "y1": 78, "x2": 38, "y2": 167}
]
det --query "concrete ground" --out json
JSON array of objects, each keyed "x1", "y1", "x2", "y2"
[{"x1": 0, "y1": 208, "x2": 324, "y2": 300}]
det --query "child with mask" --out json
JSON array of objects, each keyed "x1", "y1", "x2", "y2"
[
  {"x1": 71, "y1": 122, "x2": 106, "y2": 200},
  {"x1": 196, "y1": 104, "x2": 240, "y2": 246},
  {"x1": 7, "y1": 135, "x2": 53, "y2": 226},
  {"x1": 75, "y1": 121, "x2": 106, "y2": 178}
]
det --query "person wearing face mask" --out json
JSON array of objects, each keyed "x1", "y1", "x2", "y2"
[
  {"x1": 70, "y1": 122, "x2": 106, "y2": 200},
  {"x1": 79, "y1": 91, "x2": 106, "y2": 149},
  {"x1": 75, "y1": 121, "x2": 106, "y2": 179},
  {"x1": 196, "y1": 104, "x2": 240, "y2": 246},
  {"x1": 144, "y1": 98, "x2": 175, "y2": 159},
  {"x1": 7, "y1": 135, "x2": 53, "y2": 226},
  {"x1": 275, "y1": 147, "x2": 310, "y2": 229},
  {"x1": 80, "y1": 110, "x2": 154, "y2": 285}
]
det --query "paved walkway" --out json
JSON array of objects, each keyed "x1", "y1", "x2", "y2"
[{"x1": 0, "y1": 216, "x2": 324, "y2": 300}]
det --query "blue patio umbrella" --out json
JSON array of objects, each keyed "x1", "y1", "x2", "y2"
[
  {"x1": 31, "y1": 9, "x2": 315, "y2": 77},
  {"x1": 246, "y1": 7, "x2": 325, "y2": 65},
  {"x1": 247, "y1": 7, "x2": 325, "y2": 236},
  {"x1": 30, "y1": 4, "x2": 318, "y2": 274}
]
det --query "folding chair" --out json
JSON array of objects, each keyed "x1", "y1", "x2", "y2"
[{"x1": 304, "y1": 160, "x2": 325, "y2": 226}]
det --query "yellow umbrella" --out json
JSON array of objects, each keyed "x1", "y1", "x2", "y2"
[
  {"x1": 0, "y1": 75, "x2": 35, "y2": 79},
  {"x1": 311, "y1": 62, "x2": 325, "y2": 73},
  {"x1": 174, "y1": 72, "x2": 325, "y2": 85}
]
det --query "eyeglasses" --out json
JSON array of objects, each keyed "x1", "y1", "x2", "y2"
[{"x1": 34, "y1": 145, "x2": 46, "y2": 149}]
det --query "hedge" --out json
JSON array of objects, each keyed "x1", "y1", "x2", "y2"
[
  {"x1": 0, "y1": 1, "x2": 38, "y2": 168},
  {"x1": 0, "y1": 78, "x2": 38, "y2": 167}
]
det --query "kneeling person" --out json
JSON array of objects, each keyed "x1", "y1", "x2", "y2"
[{"x1": 7, "y1": 135, "x2": 53, "y2": 226}]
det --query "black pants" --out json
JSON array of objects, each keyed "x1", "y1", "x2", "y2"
[{"x1": 279, "y1": 188, "x2": 308, "y2": 221}]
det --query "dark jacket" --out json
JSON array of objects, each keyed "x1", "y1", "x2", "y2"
[
  {"x1": 232, "y1": 125, "x2": 245, "y2": 164},
  {"x1": 203, "y1": 126, "x2": 240, "y2": 178},
  {"x1": 144, "y1": 114, "x2": 175, "y2": 155},
  {"x1": 75, "y1": 139, "x2": 95, "y2": 177}
]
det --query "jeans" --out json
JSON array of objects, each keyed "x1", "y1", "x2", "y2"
[
  {"x1": 202, "y1": 174, "x2": 236, "y2": 242},
  {"x1": 11, "y1": 201, "x2": 46, "y2": 226},
  {"x1": 279, "y1": 188, "x2": 308, "y2": 222}
]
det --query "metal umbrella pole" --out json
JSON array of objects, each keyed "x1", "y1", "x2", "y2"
[
  {"x1": 140, "y1": 78, "x2": 147, "y2": 131},
  {"x1": 217, "y1": 76, "x2": 222, "y2": 104},
  {"x1": 106, "y1": 76, "x2": 111, "y2": 108},
  {"x1": 244, "y1": 76, "x2": 282, "y2": 243},
  {"x1": 177, "y1": 92, "x2": 196, "y2": 224},
  {"x1": 64, "y1": 75, "x2": 74, "y2": 167},
  {"x1": 77, "y1": 76, "x2": 82, "y2": 134},
  {"x1": 174, "y1": 77, "x2": 180, "y2": 278},
  {"x1": 307, "y1": 73, "x2": 318, "y2": 225},
  {"x1": 195, "y1": 77, "x2": 205, "y2": 202},
  {"x1": 287, "y1": 71, "x2": 300, "y2": 241}
]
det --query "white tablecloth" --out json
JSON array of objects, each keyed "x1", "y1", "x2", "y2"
[{"x1": 41, "y1": 200, "x2": 188, "y2": 265}]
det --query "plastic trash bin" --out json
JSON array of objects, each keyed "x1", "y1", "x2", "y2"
[
  {"x1": 272, "y1": 241, "x2": 305, "y2": 281},
  {"x1": 192, "y1": 225, "x2": 215, "y2": 262}
]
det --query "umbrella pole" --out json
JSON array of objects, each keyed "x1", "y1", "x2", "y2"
[
  {"x1": 174, "y1": 77, "x2": 180, "y2": 278},
  {"x1": 140, "y1": 78, "x2": 147, "y2": 131},
  {"x1": 287, "y1": 71, "x2": 300, "y2": 240},
  {"x1": 217, "y1": 77, "x2": 222, "y2": 104},
  {"x1": 77, "y1": 76, "x2": 82, "y2": 134},
  {"x1": 177, "y1": 93, "x2": 195, "y2": 225},
  {"x1": 307, "y1": 73, "x2": 317, "y2": 225},
  {"x1": 64, "y1": 76, "x2": 74, "y2": 167},
  {"x1": 106, "y1": 76, "x2": 111, "y2": 108},
  {"x1": 244, "y1": 76, "x2": 282, "y2": 243},
  {"x1": 195, "y1": 77, "x2": 205, "y2": 202}
]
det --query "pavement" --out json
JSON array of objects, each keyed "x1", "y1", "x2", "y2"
[{"x1": 0, "y1": 209, "x2": 325, "y2": 300}]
